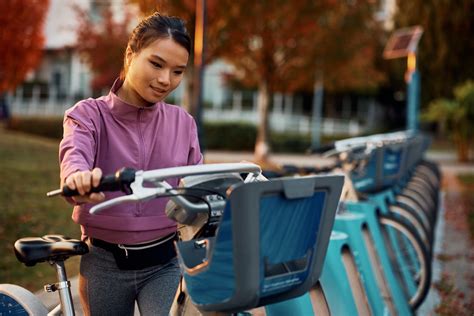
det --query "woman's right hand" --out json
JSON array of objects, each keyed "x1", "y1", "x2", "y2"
[{"x1": 64, "y1": 168, "x2": 105, "y2": 204}]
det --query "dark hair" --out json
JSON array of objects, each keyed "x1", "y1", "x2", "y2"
[{"x1": 120, "y1": 12, "x2": 191, "y2": 80}]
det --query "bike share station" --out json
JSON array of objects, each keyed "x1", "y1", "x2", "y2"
[
  {"x1": 0, "y1": 127, "x2": 442, "y2": 315},
  {"x1": 0, "y1": 15, "x2": 443, "y2": 313}
]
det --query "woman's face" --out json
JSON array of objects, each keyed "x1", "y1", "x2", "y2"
[{"x1": 123, "y1": 37, "x2": 189, "y2": 107}]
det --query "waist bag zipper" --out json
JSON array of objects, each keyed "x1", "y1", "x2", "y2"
[
  {"x1": 118, "y1": 245, "x2": 129, "y2": 258},
  {"x1": 117, "y1": 233, "x2": 176, "y2": 259}
]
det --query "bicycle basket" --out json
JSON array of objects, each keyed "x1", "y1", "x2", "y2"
[{"x1": 175, "y1": 174, "x2": 344, "y2": 313}]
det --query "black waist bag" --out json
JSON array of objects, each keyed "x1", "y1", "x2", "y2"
[{"x1": 92, "y1": 233, "x2": 177, "y2": 270}]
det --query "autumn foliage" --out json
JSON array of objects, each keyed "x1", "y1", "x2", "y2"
[
  {"x1": 130, "y1": 0, "x2": 384, "y2": 91},
  {"x1": 205, "y1": 0, "x2": 385, "y2": 160},
  {"x1": 0, "y1": 0, "x2": 50, "y2": 93},
  {"x1": 74, "y1": 5, "x2": 133, "y2": 93}
]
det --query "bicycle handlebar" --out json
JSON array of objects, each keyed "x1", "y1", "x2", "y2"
[
  {"x1": 138, "y1": 163, "x2": 261, "y2": 184},
  {"x1": 46, "y1": 168, "x2": 136, "y2": 197},
  {"x1": 47, "y1": 163, "x2": 262, "y2": 217}
]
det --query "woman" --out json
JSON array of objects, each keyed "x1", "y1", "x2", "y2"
[{"x1": 59, "y1": 12, "x2": 202, "y2": 315}]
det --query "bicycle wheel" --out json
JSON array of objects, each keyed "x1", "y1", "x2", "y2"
[
  {"x1": 413, "y1": 164, "x2": 442, "y2": 222},
  {"x1": 379, "y1": 214, "x2": 431, "y2": 309},
  {"x1": 389, "y1": 202, "x2": 432, "y2": 251},
  {"x1": 405, "y1": 181, "x2": 436, "y2": 212},
  {"x1": 413, "y1": 160, "x2": 440, "y2": 181},
  {"x1": 416, "y1": 162, "x2": 441, "y2": 187},
  {"x1": 0, "y1": 284, "x2": 48, "y2": 315},
  {"x1": 396, "y1": 192, "x2": 435, "y2": 229},
  {"x1": 409, "y1": 175, "x2": 438, "y2": 201},
  {"x1": 401, "y1": 186, "x2": 433, "y2": 217}
]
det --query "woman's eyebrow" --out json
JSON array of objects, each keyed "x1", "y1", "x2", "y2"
[
  {"x1": 150, "y1": 55, "x2": 166, "y2": 63},
  {"x1": 151, "y1": 54, "x2": 187, "y2": 69}
]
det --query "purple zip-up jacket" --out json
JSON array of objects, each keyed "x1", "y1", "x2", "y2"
[{"x1": 59, "y1": 80, "x2": 203, "y2": 244}]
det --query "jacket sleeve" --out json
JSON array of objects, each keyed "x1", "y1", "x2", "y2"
[
  {"x1": 187, "y1": 118, "x2": 203, "y2": 165},
  {"x1": 59, "y1": 106, "x2": 97, "y2": 186}
]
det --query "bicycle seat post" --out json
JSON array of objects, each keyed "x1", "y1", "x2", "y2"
[{"x1": 45, "y1": 260, "x2": 75, "y2": 316}]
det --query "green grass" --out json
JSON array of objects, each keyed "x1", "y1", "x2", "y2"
[
  {"x1": 458, "y1": 174, "x2": 474, "y2": 186},
  {"x1": 0, "y1": 127, "x2": 81, "y2": 291}
]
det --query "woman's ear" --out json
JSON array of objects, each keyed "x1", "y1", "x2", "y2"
[{"x1": 125, "y1": 46, "x2": 134, "y2": 68}]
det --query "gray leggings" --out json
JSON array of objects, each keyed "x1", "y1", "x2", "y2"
[{"x1": 79, "y1": 243, "x2": 180, "y2": 316}]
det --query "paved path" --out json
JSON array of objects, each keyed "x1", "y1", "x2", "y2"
[{"x1": 35, "y1": 149, "x2": 474, "y2": 315}]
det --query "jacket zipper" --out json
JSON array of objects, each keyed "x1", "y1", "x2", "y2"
[{"x1": 136, "y1": 108, "x2": 146, "y2": 216}]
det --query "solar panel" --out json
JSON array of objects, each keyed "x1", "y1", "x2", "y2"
[{"x1": 383, "y1": 26, "x2": 423, "y2": 59}]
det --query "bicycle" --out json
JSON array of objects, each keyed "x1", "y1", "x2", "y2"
[
  {"x1": 265, "y1": 131, "x2": 438, "y2": 310},
  {"x1": 336, "y1": 133, "x2": 438, "y2": 309},
  {"x1": 0, "y1": 162, "x2": 345, "y2": 316},
  {"x1": 0, "y1": 235, "x2": 87, "y2": 315}
]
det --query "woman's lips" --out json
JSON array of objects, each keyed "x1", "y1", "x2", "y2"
[{"x1": 151, "y1": 86, "x2": 167, "y2": 94}]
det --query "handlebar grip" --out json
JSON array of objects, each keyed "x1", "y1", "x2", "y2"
[{"x1": 58, "y1": 167, "x2": 136, "y2": 197}]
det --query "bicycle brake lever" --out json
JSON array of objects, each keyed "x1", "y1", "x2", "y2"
[
  {"x1": 89, "y1": 170, "x2": 167, "y2": 215},
  {"x1": 89, "y1": 195, "x2": 136, "y2": 214}
]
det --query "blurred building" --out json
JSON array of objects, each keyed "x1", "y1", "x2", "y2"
[
  {"x1": 15, "y1": 0, "x2": 92, "y2": 105},
  {"x1": 9, "y1": 0, "x2": 130, "y2": 115},
  {"x1": 41, "y1": 0, "x2": 91, "y2": 99}
]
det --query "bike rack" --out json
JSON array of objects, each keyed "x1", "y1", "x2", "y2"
[
  {"x1": 177, "y1": 132, "x2": 439, "y2": 314},
  {"x1": 319, "y1": 231, "x2": 367, "y2": 315},
  {"x1": 344, "y1": 201, "x2": 413, "y2": 315},
  {"x1": 332, "y1": 212, "x2": 391, "y2": 316}
]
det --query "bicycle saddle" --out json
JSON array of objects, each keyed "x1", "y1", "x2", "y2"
[{"x1": 14, "y1": 235, "x2": 88, "y2": 266}]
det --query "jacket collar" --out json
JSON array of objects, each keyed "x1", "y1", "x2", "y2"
[{"x1": 106, "y1": 78, "x2": 162, "y2": 121}]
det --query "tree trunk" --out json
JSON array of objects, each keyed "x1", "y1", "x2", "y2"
[
  {"x1": 181, "y1": 68, "x2": 193, "y2": 113},
  {"x1": 456, "y1": 139, "x2": 470, "y2": 162},
  {"x1": 311, "y1": 72, "x2": 324, "y2": 150},
  {"x1": 254, "y1": 80, "x2": 270, "y2": 162}
]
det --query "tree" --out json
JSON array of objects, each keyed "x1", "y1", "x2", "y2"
[
  {"x1": 308, "y1": 1, "x2": 386, "y2": 93},
  {"x1": 0, "y1": 0, "x2": 50, "y2": 93},
  {"x1": 75, "y1": 4, "x2": 133, "y2": 94},
  {"x1": 212, "y1": 0, "x2": 384, "y2": 161},
  {"x1": 393, "y1": 0, "x2": 474, "y2": 105},
  {"x1": 423, "y1": 80, "x2": 474, "y2": 162}
]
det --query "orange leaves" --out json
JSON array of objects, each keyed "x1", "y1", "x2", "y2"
[
  {"x1": 0, "y1": 0, "x2": 50, "y2": 93},
  {"x1": 126, "y1": 0, "x2": 385, "y2": 93},
  {"x1": 74, "y1": 5, "x2": 132, "y2": 92}
]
